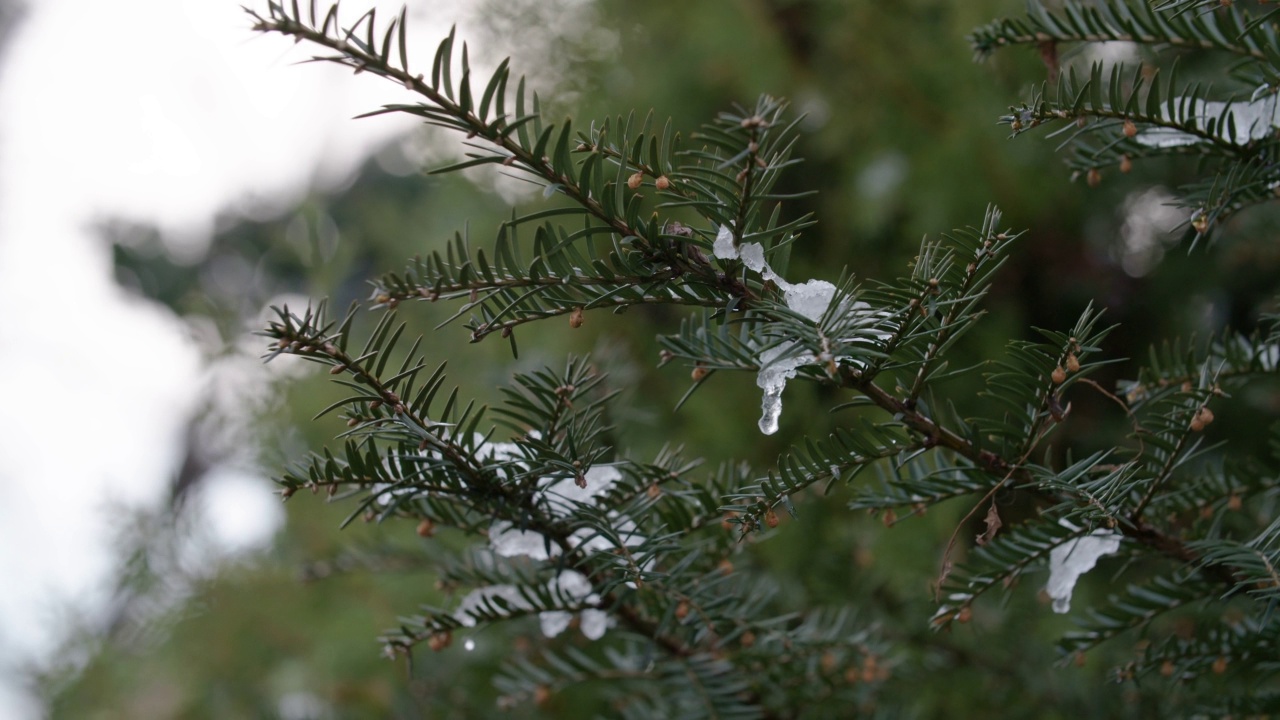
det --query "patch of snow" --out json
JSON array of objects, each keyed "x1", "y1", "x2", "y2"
[
  {"x1": 713, "y1": 223, "x2": 737, "y2": 260},
  {"x1": 1045, "y1": 525, "x2": 1122, "y2": 614},
  {"x1": 780, "y1": 279, "x2": 838, "y2": 323},
  {"x1": 1136, "y1": 91, "x2": 1280, "y2": 148}
]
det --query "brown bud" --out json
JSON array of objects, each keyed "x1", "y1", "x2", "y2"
[
  {"x1": 1076, "y1": 115, "x2": 1087, "y2": 129},
  {"x1": 1212, "y1": 655, "x2": 1228, "y2": 674},
  {"x1": 428, "y1": 630, "x2": 452, "y2": 651},
  {"x1": 1119, "y1": 154, "x2": 1132, "y2": 174},
  {"x1": 1228, "y1": 494, "x2": 1242, "y2": 512},
  {"x1": 416, "y1": 519, "x2": 435, "y2": 538},
  {"x1": 740, "y1": 631, "x2": 755, "y2": 648},
  {"x1": 1160, "y1": 660, "x2": 1175, "y2": 677},
  {"x1": 675, "y1": 600, "x2": 690, "y2": 620},
  {"x1": 330, "y1": 364, "x2": 346, "y2": 375},
  {"x1": 1192, "y1": 212, "x2": 1209, "y2": 235},
  {"x1": 1086, "y1": 168, "x2": 1102, "y2": 187},
  {"x1": 655, "y1": 175, "x2": 671, "y2": 191},
  {"x1": 882, "y1": 509, "x2": 897, "y2": 527},
  {"x1": 1052, "y1": 366, "x2": 1067, "y2": 384},
  {"x1": 346, "y1": 416, "x2": 361, "y2": 427},
  {"x1": 1074, "y1": 652, "x2": 1087, "y2": 668},
  {"x1": 691, "y1": 365, "x2": 710, "y2": 382},
  {"x1": 1190, "y1": 406, "x2": 1214, "y2": 432},
  {"x1": 569, "y1": 306, "x2": 584, "y2": 329},
  {"x1": 375, "y1": 294, "x2": 391, "y2": 305},
  {"x1": 957, "y1": 606, "x2": 973, "y2": 624},
  {"x1": 533, "y1": 684, "x2": 551, "y2": 707},
  {"x1": 1123, "y1": 118, "x2": 1137, "y2": 138},
  {"x1": 718, "y1": 558, "x2": 734, "y2": 575},
  {"x1": 627, "y1": 171, "x2": 643, "y2": 190},
  {"x1": 765, "y1": 508, "x2": 780, "y2": 528},
  {"x1": 1066, "y1": 353, "x2": 1081, "y2": 373},
  {"x1": 647, "y1": 483, "x2": 661, "y2": 500}
]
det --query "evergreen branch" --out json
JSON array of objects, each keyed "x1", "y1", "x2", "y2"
[
  {"x1": 246, "y1": 2, "x2": 758, "y2": 313},
  {"x1": 1057, "y1": 573, "x2": 1213, "y2": 657},
  {"x1": 970, "y1": 0, "x2": 1280, "y2": 62}
]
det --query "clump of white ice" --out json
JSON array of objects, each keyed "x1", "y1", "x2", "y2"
[
  {"x1": 1137, "y1": 91, "x2": 1280, "y2": 148},
  {"x1": 451, "y1": 445, "x2": 634, "y2": 641},
  {"x1": 1045, "y1": 524, "x2": 1122, "y2": 614},
  {"x1": 713, "y1": 224, "x2": 880, "y2": 434},
  {"x1": 453, "y1": 570, "x2": 611, "y2": 640}
]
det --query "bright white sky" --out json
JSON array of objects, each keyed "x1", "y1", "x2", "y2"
[{"x1": 0, "y1": 1, "x2": 493, "y2": 716}]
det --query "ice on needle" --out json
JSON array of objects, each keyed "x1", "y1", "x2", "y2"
[{"x1": 1045, "y1": 525, "x2": 1121, "y2": 614}]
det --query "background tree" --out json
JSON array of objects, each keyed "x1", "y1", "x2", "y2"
[{"x1": 35, "y1": 1, "x2": 1280, "y2": 718}]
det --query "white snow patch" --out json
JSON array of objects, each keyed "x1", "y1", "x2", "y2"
[
  {"x1": 713, "y1": 223, "x2": 737, "y2": 260},
  {"x1": 780, "y1": 279, "x2": 838, "y2": 323},
  {"x1": 1137, "y1": 90, "x2": 1280, "y2": 148},
  {"x1": 1046, "y1": 525, "x2": 1122, "y2": 614},
  {"x1": 713, "y1": 222, "x2": 894, "y2": 434}
]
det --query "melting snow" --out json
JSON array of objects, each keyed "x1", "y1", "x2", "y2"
[
  {"x1": 713, "y1": 225, "x2": 883, "y2": 434},
  {"x1": 1045, "y1": 525, "x2": 1122, "y2": 614},
  {"x1": 1137, "y1": 90, "x2": 1280, "y2": 148}
]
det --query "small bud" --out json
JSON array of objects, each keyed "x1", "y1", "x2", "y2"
[
  {"x1": 1123, "y1": 118, "x2": 1137, "y2": 137},
  {"x1": 416, "y1": 519, "x2": 435, "y2": 538},
  {"x1": 821, "y1": 651, "x2": 837, "y2": 674},
  {"x1": 765, "y1": 508, "x2": 780, "y2": 528},
  {"x1": 1066, "y1": 353, "x2": 1081, "y2": 373},
  {"x1": 428, "y1": 630, "x2": 452, "y2": 651},
  {"x1": 1212, "y1": 655, "x2": 1228, "y2": 674},
  {"x1": 1119, "y1": 154, "x2": 1132, "y2": 174},
  {"x1": 1052, "y1": 366, "x2": 1067, "y2": 384},
  {"x1": 655, "y1": 175, "x2": 671, "y2": 191},
  {"x1": 1160, "y1": 660, "x2": 1175, "y2": 677},
  {"x1": 1190, "y1": 406, "x2": 1214, "y2": 432},
  {"x1": 1076, "y1": 115, "x2": 1087, "y2": 129},
  {"x1": 375, "y1": 294, "x2": 391, "y2": 305},
  {"x1": 533, "y1": 685, "x2": 551, "y2": 708},
  {"x1": 569, "y1": 306, "x2": 584, "y2": 329},
  {"x1": 1192, "y1": 212, "x2": 1209, "y2": 235},
  {"x1": 647, "y1": 483, "x2": 661, "y2": 500},
  {"x1": 675, "y1": 600, "x2": 690, "y2": 620},
  {"x1": 347, "y1": 416, "x2": 361, "y2": 427},
  {"x1": 1228, "y1": 494, "x2": 1242, "y2": 512},
  {"x1": 1074, "y1": 652, "x2": 1086, "y2": 668},
  {"x1": 957, "y1": 606, "x2": 972, "y2": 624},
  {"x1": 718, "y1": 558, "x2": 734, "y2": 575},
  {"x1": 740, "y1": 631, "x2": 755, "y2": 648},
  {"x1": 691, "y1": 365, "x2": 710, "y2": 382},
  {"x1": 627, "y1": 171, "x2": 643, "y2": 190},
  {"x1": 1086, "y1": 168, "x2": 1102, "y2": 187},
  {"x1": 882, "y1": 508, "x2": 897, "y2": 527},
  {"x1": 330, "y1": 364, "x2": 346, "y2": 375},
  {"x1": 501, "y1": 326, "x2": 512, "y2": 339}
]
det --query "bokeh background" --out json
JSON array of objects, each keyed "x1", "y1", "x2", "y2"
[{"x1": 2, "y1": 0, "x2": 1277, "y2": 717}]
